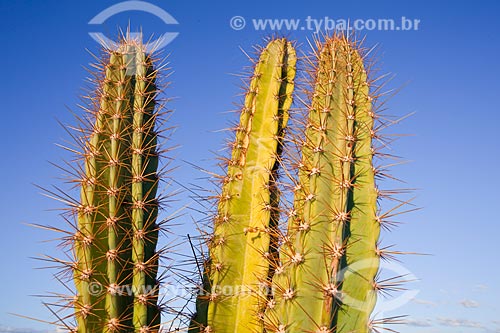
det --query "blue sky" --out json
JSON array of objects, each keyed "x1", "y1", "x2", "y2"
[{"x1": 1, "y1": 0, "x2": 499, "y2": 332}]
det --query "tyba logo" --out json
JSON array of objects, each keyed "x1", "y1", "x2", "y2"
[{"x1": 88, "y1": 1, "x2": 179, "y2": 52}]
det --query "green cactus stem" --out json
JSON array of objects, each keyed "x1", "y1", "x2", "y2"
[
  {"x1": 265, "y1": 34, "x2": 379, "y2": 333},
  {"x1": 190, "y1": 38, "x2": 296, "y2": 333},
  {"x1": 72, "y1": 39, "x2": 164, "y2": 333}
]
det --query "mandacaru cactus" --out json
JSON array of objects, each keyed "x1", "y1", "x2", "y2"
[
  {"x1": 189, "y1": 38, "x2": 297, "y2": 333},
  {"x1": 75, "y1": 40, "x2": 164, "y2": 332},
  {"x1": 264, "y1": 34, "x2": 380, "y2": 333},
  {"x1": 190, "y1": 33, "x2": 403, "y2": 333},
  {"x1": 41, "y1": 37, "x2": 170, "y2": 333},
  {"x1": 42, "y1": 31, "x2": 409, "y2": 333}
]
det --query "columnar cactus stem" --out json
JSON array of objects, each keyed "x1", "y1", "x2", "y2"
[
  {"x1": 265, "y1": 34, "x2": 379, "y2": 333},
  {"x1": 71, "y1": 39, "x2": 164, "y2": 333},
  {"x1": 190, "y1": 38, "x2": 296, "y2": 333}
]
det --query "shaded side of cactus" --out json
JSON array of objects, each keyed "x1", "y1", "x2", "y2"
[
  {"x1": 264, "y1": 34, "x2": 380, "y2": 333},
  {"x1": 189, "y1": 38, "x2": 296, "y2": 333}
]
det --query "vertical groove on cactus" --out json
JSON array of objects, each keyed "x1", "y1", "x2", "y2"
[
  {"x1": 264, "y1": 33, "x2": 378, "y2": 333},
  {"x1": 190, "y1": 38, "x2": 296, "y2": 333}
]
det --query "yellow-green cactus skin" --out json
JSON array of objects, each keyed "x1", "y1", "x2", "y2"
[
  {"x1": 189, "y1": 38, "x2": 297, "y2": 333},
  {"x1": 264, "y1": 34, "x2": 380, "y2": 333},
  {"x1": 72, "y1": 39, "x2": 164, "y2": 333}
]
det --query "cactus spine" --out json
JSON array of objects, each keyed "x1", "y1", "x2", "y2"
[
  {"x1": 264, "y1": 34, "x2": 380, "y2": 332},
  {"x1": 190, "y1": 38, "x2": 297, "y2": 333},
  {"x1": 73, "y1": 39, "x2": 163, "y2": 333}
]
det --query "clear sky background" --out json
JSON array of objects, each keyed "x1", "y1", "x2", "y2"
[{"x1": 1, "y1": 0, "x2": 499, "y2": 332}]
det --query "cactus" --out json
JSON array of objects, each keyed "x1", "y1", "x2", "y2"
[
  {"x1": 41, "y1": 31, "x2": 409, "y2": 333},
  {"x1": 189, "y1": 38, "x2": 297, "y2": 333},
  {"x1": 264, "y1": 34, "x2": 381, "y2": 333},
  {"x1": 45, "y1": 37, "x2": 168, "y2": 333}
]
